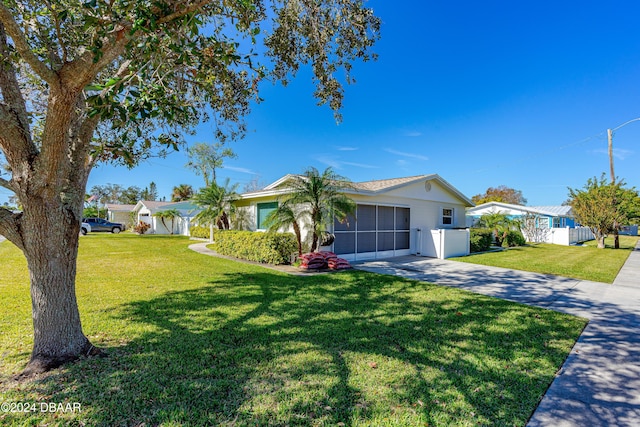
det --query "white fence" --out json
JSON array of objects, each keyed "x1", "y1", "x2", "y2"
[
  {"x1": 545, "y1": 226, "x2": 594, "y2": 246},
  {"x1": 430, "y1": 229, "x2": 470, "y2": 259}
]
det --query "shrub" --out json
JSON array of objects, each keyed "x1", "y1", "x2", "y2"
[
  {"x1": 501, "y1": 230, "x2": 526, "y2": 248},
  {"x1": 470, "y1": 228, "x2": 493, "y2": 253},
  {"x1": 190, "y1": 225, "x2": 210, "y2": 239},
  {"x1": 212, "y1": 230, "x2": 298, "y2": 265},
  {"x1": 133, "y1": 221, "x2": 151, "y2": 235}
]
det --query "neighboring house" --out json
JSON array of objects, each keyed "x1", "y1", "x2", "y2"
[
  {"x1": 620, "y1": 225, "x2": 639, "y2": 236},
  {"x1": 130, "y1": 201, "x2": 202, "y2": 235},
  {"x1": 234, "y1": 174, "x2": 475, "y2": 260},
  {"x1": 465, "y1": 201, "x2": 594, "y2": 245},
  {"x1": 105, "y1": 203, "x2": 136, "y2": 229},
  {"x1": 466, "y1": 202, "x2": 576, "y2": 228}
]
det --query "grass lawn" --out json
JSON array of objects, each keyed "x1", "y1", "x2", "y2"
[
  {"x1": 453, "y1": 235, "x2": 639, "y2": 284},
  {"x1": 0, "y1": 234, "x2": 586, "y2": 426}
]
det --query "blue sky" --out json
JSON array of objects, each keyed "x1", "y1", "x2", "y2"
[{"x1": 5, "y1": 1, "x2": 639, "y2": 206}]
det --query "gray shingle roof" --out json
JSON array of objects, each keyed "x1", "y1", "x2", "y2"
[
  {"x1": 352, "y1": 175, "x2": 429, "y2": 192},
  {"x1": 105, "y1": 203, "x2": 136, "y2": 212},
  {"x1": 528, "y1": 205, "x2": 573, "y2": 216}
]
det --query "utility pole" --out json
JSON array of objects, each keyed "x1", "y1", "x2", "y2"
[
  {"x1": 607, "y1": 128, "x2": 619, "y2": 249},
  {"x1": 607, "y1": 128, "x2": 615, "y2": 184},
  {"x1": 606, "y1": 118, "x2": 640, "y2": 248}
]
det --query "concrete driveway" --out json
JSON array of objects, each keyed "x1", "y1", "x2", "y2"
[{"x1": 352, "y1": 244, "x2": 640, "y2": 426}]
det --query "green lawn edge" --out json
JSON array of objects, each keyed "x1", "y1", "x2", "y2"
[
  {"x1": 452, "y1": 235, "x2": 639, "y2": 283},
  {"x1": 0, "y1": 234, "x2": 587, "y2": 427}
]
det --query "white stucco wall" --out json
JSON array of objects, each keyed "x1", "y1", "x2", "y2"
[
  {"x1": 234, "y1": 177, "x2": 471, "y2": 260},
  {"x1": 108, "y1": 211, "x2": 133, "y2": 229}
]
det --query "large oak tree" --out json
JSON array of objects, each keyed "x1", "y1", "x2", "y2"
[
  {"x1": 0, "y1": 0, "x2": 379, "y2": 375},
  {"x1": 472, "y1": 185, "x2": 527, "y2": 206}
]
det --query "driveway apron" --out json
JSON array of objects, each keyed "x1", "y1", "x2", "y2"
[{"x1": 352, "y1": 242, "x2": 640, "y2": 427}]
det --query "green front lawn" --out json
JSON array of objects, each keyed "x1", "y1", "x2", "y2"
[
  {"x1": 0, "y1": 234, "x2": 586, "y2": 426},
  {"x1": 454, "y1": 235, "x2": 639, "y2": 283}
]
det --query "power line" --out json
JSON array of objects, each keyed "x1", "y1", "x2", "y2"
[{"x1": 470, "y1": 129, "x2": 607, "y2": 175}]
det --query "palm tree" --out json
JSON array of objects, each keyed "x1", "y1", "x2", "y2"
[
  {"x1": 192, "y1": 179, "x2": 239, "y2": 242},
  {"x1": 230, "y1": 206, "x2": 252, "y2": 231},
  {"x1": 153, "y1": 209, "x2": 182, "y2": 234},
  {"x1": 477, "y1": 212, "x2": 520, "y2": 246},
  {"x1": 171, "y1": 184, "x2": 194, "y2": 202},
  {"x1": 264, "y1": 201, "x2": 303, "y2": 255},
  {"x1": 285, "y1": 167, "x2": 356, "y2": 252}
]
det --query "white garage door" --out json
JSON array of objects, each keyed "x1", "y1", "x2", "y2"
[{"x1": 333, "y1": 204, "x2": 411, "y2": 261}]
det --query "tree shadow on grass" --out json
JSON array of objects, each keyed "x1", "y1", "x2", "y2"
[{"x1": 11, "y1": 269, "x2": 586, "y2": 426}]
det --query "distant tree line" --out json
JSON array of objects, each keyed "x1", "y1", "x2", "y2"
[{"x1": 89, "y1": 182, "x2": 159, "y2": 205}]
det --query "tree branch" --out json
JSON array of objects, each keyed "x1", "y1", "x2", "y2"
[
  {"x1": 0, "y1": 102, "x2": 37, "y2": 168},
  {"x1": 42, "y1": 0, "x2": 68, "y2": 64},
  {"x1": 0, "y1": 23, "x2": 37, "y2": 164},
  {"x1": 158, "y1": 0, "x2": 214, "y2": 25},
  {"x1": 0, "y1": 206, "x2": 24, "y2": 251},
  {"x1": 0, "y1": 176, "x2": 15, "y2": 192},
  {"x1": 61, "y1": 0, "x2": 216, "y2": 91},
  {"x1": 0, "y1": 4, "x2": 57, "y2": 85}
]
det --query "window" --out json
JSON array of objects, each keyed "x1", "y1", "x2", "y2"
[
  {"x1": 396, "y1": 208, "x2": 410, "y2": 230},
  {"x1": 334, "y1": 232, "x2": 355, "y2": 254},
  {"x1": 378, "y1": 232, "x2": 395, "y2": 251},
  {"x1": 334, "y1": 204, "x2": 411, "y2": 256},
  {"x1": 442, "y1": 208, "x2": 454, "y2": 226},
  {"x1": 257, "y1": 202, "x2": 278, "y2": 230},
  {"x1": 357, "y1": 205, "x2": 376, "y2": 231},
  {"x1": 356, "y1": 231, "x2": 376, "y2": 253},
  {"x1": 335, "y1": 212, "x2": 355, "y2": 231},
  {"x1": 396, "y1": 231, "x2": 410, "y2": 249},
  {"x1": 537, "y1": 216, "x2": 549, "y2": 228},
  {"x1": 378, "y1": 206, "x2": 395, "y2": 230}
]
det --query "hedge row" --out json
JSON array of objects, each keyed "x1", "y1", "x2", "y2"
[
  {"x1": 190, "y1": 225, "x2": 210, "y2": 239},
  {"x1": 501, "y1": 230, "x2": 526, "y2": 248},
  {"x1": 470, "y1": 228, "x2": 526, "y2": 252},
  {"x1": 210, "y1": 230, "x2": 298, "y2": 265},
  {"x1": 470, "y1": 228, "x2": 493, "y2": 253}
]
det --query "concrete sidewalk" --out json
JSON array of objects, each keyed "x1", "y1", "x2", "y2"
[{"x1": 352, "y1": 242, "x2": 640, "y2": 426}]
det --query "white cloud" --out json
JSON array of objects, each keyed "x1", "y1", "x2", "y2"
[
  {"x1": 316, "y1": 156, "x2": 343, "y2": 169},
  {"x1": 384, "y1": 148, "x2": 429, "y2": 161},
  {"x1": 592, "y1": 148, "x2": 634, "y2": 160},
  {"x1": 336, "y1": 146, "x2": 358, "y2": 151},
  {"x1": 404, "y1": 131, "x2": 423, "y2": 137},
  {"x1": 316, "y1": 156, "x2": 377, "y2": 170},
  {"x1": 225, "y1": 166, "x2": 257, "y2": 174},
  {"x1": 342, "y1": 161, "x2": 378, "y2": 169}
]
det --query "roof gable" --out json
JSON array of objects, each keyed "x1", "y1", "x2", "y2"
[
  {"x1": 467, "y1": 202, "x2": 573, "y2": 217},
  {"x1": 158, "y1": 201, "x2": 201, "y2": 213},
  {"x1": 351, "y1": 175, "x2": 429, "y2": 192},
  {"x1": 133, "y1": 200, "x2": 175, "y2": 212},
  {"x1": 529, "y1": 205, "x2": 573, "y2": 216},
  {"x1": 105, "y1": 203, "x2": 136, "y2": 212},
  {"x1": 239, "y1": 173, "x2": 474, "y2": 207}
]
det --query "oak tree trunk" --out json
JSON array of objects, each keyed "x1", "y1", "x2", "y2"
[{"x1": 19, "y1": 192, "x2": 98, "y2": 375}]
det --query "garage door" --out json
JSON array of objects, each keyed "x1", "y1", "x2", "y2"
[{"x1": 333, "y1": 204, "x2": 410, "y2": 260}]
